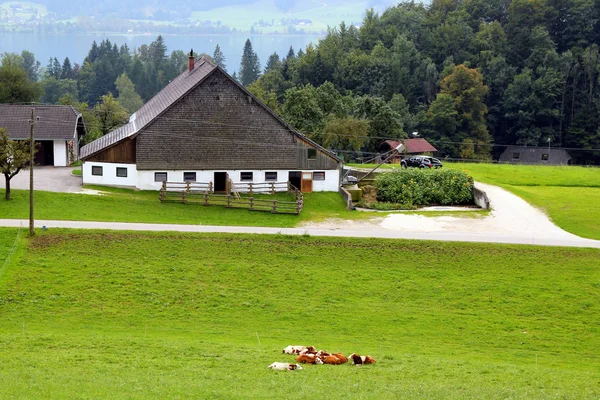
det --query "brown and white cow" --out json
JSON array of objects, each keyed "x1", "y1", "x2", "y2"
[
  {"x1": 349, "y1": 353, "x2": 376, "y2": 365},
  {"x1": 296, "y1": 353, "x2": 324, "y2": 364},
  {"x1": 282, "y1": 345, "x2": 316, "y2": 355},
  {"x1": 269, "y1": 362, "x2": 303, "y2": 371}
]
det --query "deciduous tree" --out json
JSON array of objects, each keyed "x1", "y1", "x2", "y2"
[{"x1": 0, "y1": 129, "x2": 35, "y2": 201}]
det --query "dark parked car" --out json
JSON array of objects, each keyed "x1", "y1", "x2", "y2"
[{"x1": 401, "y1": 156, "x2": 443, "y2": 169}]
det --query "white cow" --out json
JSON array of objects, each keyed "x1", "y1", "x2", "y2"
[{"x1": 268, "y1": 362, "x2": 303, "y2": 371}]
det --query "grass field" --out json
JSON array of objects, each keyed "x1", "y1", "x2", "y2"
[
  {"x1": 0, "y1": 187, "x2": 372, "y2": 227},
  {"x1": 350, "y1": 163, "x2": 600, "y2": 240},
  {"x1": 0, "y1": 229, "x2": 599, "y2": 398}
]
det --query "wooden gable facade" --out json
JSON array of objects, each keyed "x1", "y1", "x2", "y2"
[
  {"x1": 135, "y1": 68, "x2": 339, "y2": 171},
  {"x1": 84, "y1": 138, "x2": 136, "y2": 164}
]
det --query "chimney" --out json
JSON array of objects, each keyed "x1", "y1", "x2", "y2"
[{"x1": 188, "y1": 49, "x2": 194, "y2": 72}]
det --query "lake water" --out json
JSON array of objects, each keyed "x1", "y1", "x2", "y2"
[{"x1": 0, "y1": 32, "x2": 321, "y2": 73}]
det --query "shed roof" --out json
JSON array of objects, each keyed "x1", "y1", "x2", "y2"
[
  {"x1": 499, "y1": 146, "x2": 572, "y2": 165},
  {"x1": 0, "y1": 104, "x2": 81, "y2": 140},
  {"x1": 382, "y1": 138, "x2": 437, "y2": 154}
]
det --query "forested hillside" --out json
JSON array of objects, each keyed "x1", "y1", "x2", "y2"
[
  {"x1": 248, "y1": 0, "x2": 600, "y2": 163},
  {"x1": 1, "y1": 0, "x2": 599, "y2": 163}
]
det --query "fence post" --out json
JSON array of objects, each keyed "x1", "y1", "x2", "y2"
[
  {"x1": 181, "y1": 190, "x2": 186, "y2": 203},
  {"x1": 250, "y1": 197, "x2": 254, "y2": 210},
  {"x1": 209, "y1": 181, "x2": 213, "y2": 193},
  {"x1": 204, "y1": 192, "x2": 209, "y2": 206},
  {"x1": 249, "y1": 183, "x2": 253, "y2": 196},
  {"x1": 227, "y1": 194, "x2": 231, "y2": 208},
  {"x1": 271, "y1": 182, "x2": 275, "y2": 195},
  {"x1": 186, "y1": 180, "x2": 190, "y2": 192},
  {"x1": 272, "y1": 200, "x2": 277, "y2": 213}
]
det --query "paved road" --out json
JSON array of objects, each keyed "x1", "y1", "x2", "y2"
[
  {"x1": 1, "y1": 219, "x2": 599, "y2": 248},
  {"x1": 0, "y1": 167, "x2": 82, "y2": 193}
]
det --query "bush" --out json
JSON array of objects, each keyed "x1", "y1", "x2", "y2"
[{"x1": 374, "y1": 169, "x2": 474, "y2": 207}]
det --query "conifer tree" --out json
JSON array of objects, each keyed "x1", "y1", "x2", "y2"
[
  {"x1": 239, "y1": 39, "x2": 261, "y2": 86},
  {"x1": 212, "y1": 44, "x2": 226, "y2": 70},
  {"x1": 265, "y1": 52, "x2": 281, "y2": 72}
]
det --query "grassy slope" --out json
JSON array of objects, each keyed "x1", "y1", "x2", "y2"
[
  {"x1": 0, "y1": 187, "x2": 372, "y2": 227},
  {"x1": 350, "y1": 163, "x2": 600, "y2": 240},
  {"x1": 1, "y1": 229, "x2": 599, "y2": 398}
]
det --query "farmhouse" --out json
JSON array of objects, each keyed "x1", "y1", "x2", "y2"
[
  {"x1": 0, "y1": 105, "x2": 86, "y2": 167},
  {"x1": 499, "y1": 146, "x2": 572, "y2": 165},
  {"x1": 79, "y1": 54, "x2": 341, "y2": 192}
]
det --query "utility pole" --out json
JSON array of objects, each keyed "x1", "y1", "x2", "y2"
[{"x1": 29, "y1": 108, "x2": 35, "y2": 236}]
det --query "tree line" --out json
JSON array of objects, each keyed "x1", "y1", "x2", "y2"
[
  {"x1": 2, "y1": 0, "x2": 600, "y2": 164},
  {"x1": 245, "y1": 0, "x2": 600, "y2": 164}
]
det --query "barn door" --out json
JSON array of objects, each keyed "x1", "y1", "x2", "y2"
[
  {"x1": 301, "y1": 172, "x2": 313, "y2": 193},
  {"x1": 214, "y1": 172, "x2": 227, "y2": 193},
  {"x1": 288, "y1": 171, "x2": 301, "y2": 191}
]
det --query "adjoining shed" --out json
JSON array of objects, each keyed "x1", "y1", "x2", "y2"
[
  {"x1": 499, "y1": 146, "x2": 572, "y2": 165},
  {"x1": 0, "y1": 105, "x2": 86, "y2": 167},
  {"x1": 378, "y1": 138, "x2": 437, "y2": 163},
  {"x1": 79, "y1": 53, "x2": 342, "y2": 192}
]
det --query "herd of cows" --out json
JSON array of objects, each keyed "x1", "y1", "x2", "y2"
[{"x1": 268, "y1": 345, "x2": 376, "y2": 371}]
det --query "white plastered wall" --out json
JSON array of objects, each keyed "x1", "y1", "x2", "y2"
[
  {"x1": 53, "y1": 140, "x2": 68, "y2": 167},
  {"x1": 137, "y1": 169, "x2": 340, "y2": 192},
  {"x1": 82, "y1": 162, "x2": 138, "y2": 187}
]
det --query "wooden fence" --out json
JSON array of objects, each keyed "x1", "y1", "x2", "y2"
[
  {"x1": 230, "y1": 181, "x2": 289, "y2": 194},
  {"x1": 159, "y1": 181, "x2": 303, "y2": 215}
]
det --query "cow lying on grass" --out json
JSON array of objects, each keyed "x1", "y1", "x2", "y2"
[
  {"x1": 269, "y1": 362, "x2": 303, "y2": 371},
  {"x1": 349, "y1": 353, "x2": 376, "y2": 365},
  {"x1": 282, "y1": 345, "x2": 316, "y2": 355},
  {"x1": 295, "y1": 353, "x2": 324, "y2": 364},
  {"x1": 282, "y1": 345, "x2": 375, "y2": 367}
]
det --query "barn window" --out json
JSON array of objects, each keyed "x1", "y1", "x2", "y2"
[
  {"x1": 154, "y1": 172, "x2": 167, "y2": 182},
  {"x1": 265, "y1": 172, "x2": 277, "y2": 181},
  {"x1": 91, "y1": 166, "x2": 103, "y2": 176},
  {"x1": 240, "y1": 172, "x2": 253, "y2": 181},
  {"x1": 541, "y1": 153, "x2": 549, "y2": 161},
  {"x1": 512, "y1": 152, "x2": 520, "y2": 159},
  {"x1": 184, "y1": 172, "x2": 196, "y2": 182},
  {"x1": 116, "y1": 167, "x2": 127, "y2": 178},
  {"x1": 307, "y1": 148, "x2": 317, "y2": 160},
  {"x1": 313, "y1": 171, "x2": 325, "y2": 181}
]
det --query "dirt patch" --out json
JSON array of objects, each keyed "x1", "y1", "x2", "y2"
[{"x1": 29, "y1": 234, "x2": 69, "y2": 250}]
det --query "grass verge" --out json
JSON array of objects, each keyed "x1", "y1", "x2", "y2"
[
  {"x1": 0, "y1": 229, "x2": 599, "y2": 398},
  {"x1": 0, "y1": 187, "x2": 374, "y2": 228}
]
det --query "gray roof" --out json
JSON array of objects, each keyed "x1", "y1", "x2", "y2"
[
  {"x1": 0, "y1": 104, "x2": 81, "y2": 140},
  {"x1": 80, "y1": 56, "x2": 341, "y2": 164},
  {"x1": 499, "y1": 146, "x2": 572, "y2": 165},
  {"x1": 80, "y1": 57, "x2": 216, "y2": 159}
]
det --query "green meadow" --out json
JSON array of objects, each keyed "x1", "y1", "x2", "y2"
[{"x1": 1, "y1": 229, "x2": 599, "y2": 398}]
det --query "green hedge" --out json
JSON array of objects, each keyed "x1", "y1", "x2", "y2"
[{"x1": 374, "y1": 169, "x2": 474, "y2": 207}]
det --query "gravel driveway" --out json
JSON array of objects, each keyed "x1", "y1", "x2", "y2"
[
  {"x1": 302, "y1": 182, "x2": 587, "y2": 244},
  {"x1": 0, "y1": 166, "x2": 82, "y2": 193}
]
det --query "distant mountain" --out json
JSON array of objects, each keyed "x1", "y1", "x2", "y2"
[{"x1": 28, "y1": 0, "x2": 293, "y2": 20}]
